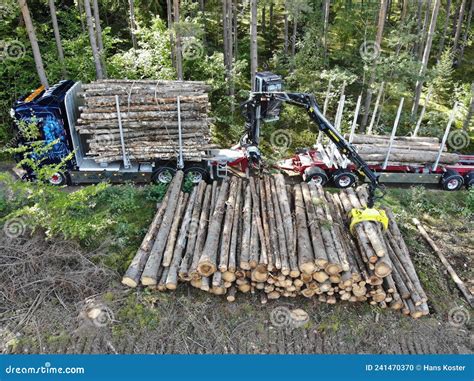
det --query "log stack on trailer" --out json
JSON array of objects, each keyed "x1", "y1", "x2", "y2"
[
  {"x1": 122, "y1": 172, "x2": 429, "y2": 319},
  {"x1": 76, "y1": 80, "x2": 213, "y2": 163},
  {"x1": 350, "y1": 134, "x2": 459, "y2": 166}
]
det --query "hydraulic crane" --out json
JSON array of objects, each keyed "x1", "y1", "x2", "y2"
[{"x1": 240, "y1": 72, "x2": 388, "y2": 230}]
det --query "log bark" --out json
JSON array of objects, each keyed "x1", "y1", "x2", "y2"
[
  {"x1": 270, "y1": 177, "x2": 290, "y2": 275},
  {"x1": 228, "y1": 180, "x2": 242, "y2": 273},
  {"x1": 178, "y1": 181, "x2": 206, "y2": 278},
  {"x1": 198, "y1": 180, "x2": 230, "y2": 276},
  {"x1": 240, "y1": 184, "x2": 252, "y2": 270},
  {"x1": 293, "y1": 184, "x2": 316, "y2": 275},
  {"x1": 301, "y1": 183, "x2": 328, "y2": 268},
  {"x1": 189, "y1": 184, "x2": 213, "y2": 279},
  {"x1": 141, "y1": 171, "x2": 184, "y2": 285},
  {"x1": 218, "y1": 178, "x2": 239, "y2": 272},
  {"x1": 162, "y1": 192, "x2": 188, "y2": 267}
]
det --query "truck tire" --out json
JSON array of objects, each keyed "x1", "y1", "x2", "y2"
[
  {"x1": 184, "y1": 166, "x2": 209, "y2": 184},
  {"x1": 152, "y1": 166, "x2": 176, "y2": 184},
  {"x1": 465, "y1": 171, "x2": 474, "y2": 189},
  {"x1": 441, "y1": 169, "x2": 464, "y2": 191},
  {"x1": 303, "y1": 167, "x2": 328, "y2": 186},
  {"x1": 332, "y1": 170, "x2": 357, "y2": 189},
  {"x1": 48, "y1": 171, "x2": 68, "y2": 186}
]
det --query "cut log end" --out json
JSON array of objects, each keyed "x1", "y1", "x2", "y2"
[
  {"x1": 121, "y1": 277, "x2": 138, "y2": 288},
  {"x1": 197, "y1": 262, "x2": 217, "y2": 277}
]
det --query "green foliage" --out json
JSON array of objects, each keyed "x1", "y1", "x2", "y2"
[
  {"x1": 430, "y1": 48, "x2": 454, "y2": 103},
  {"x1": 108, "y1": 17, "x2": 175, "y2": 79},
  {"x1": 385, "y1": 186, "x2": 472, "y2": 220}
]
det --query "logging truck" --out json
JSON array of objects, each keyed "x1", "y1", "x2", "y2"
[
  {"x1": 10, "y1": 75, "x2": 473, "y2": 191},
  {"x1": 11, "y1": 80, "x2": 239, "y2": 185}
]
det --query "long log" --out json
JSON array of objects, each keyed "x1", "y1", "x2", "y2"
[
  {"x1": 189, "y1": 184, "x2": 213, "y2": 279},
  {"x1": 240, "y1": 184, "x2": 252, "y2": 270},
  {"x1": 413, "y1": 218, "x2": 474, "y2": 307},
  {"x1": 197, "y1": 179, "x2": 230, "y2": 276},
  {"x1": 294, "y1": 184, "x2": 316, "y2": 275},
  {"x1": 121, "y1": 196, "x2": 169, "y2": 288},
  {"x1": 162, "y1": 192, "x2": 188, "y2": 267},
  {"x1": 270, "y1": 177, "x2": 290, "y2": 275},
  {"x1": 228, "y1": 180, "x2": 243, "y2": 273},
  {"x1": 358, "y1": 152, "x2": 458, "y2": 165},
  {"x1": 176, "y1": 181, "x2": 206, "y2": 279},
  {"x1": 300, "y1": 183, "x2": 328, "y2": 268},
  {"x1": 140, "y1": 171, "x2": 184, "y2": 285},
  {"x1": 218, "y1": 178, "x2": 239, "y2": 272}
]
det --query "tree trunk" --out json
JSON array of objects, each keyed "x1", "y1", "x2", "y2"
[
  {"x1": 291, "y1": 17, "x2": 297, "y2": 59},
  {"x1": 437, "y1": 0, "x2": 451, "y2": 59},
  {"x1": 83, "y1": 0, "x2": 104, "y2": 79},
  {"x1": 92, "y1": 0, "x2": 107, "y2": 77},
  {"x1": 250, "y1": 0, "x2": 258, "y2": 90},
  {"x1": 223, "y1": 0, "x2": 233, "y2": 97},
  {"x1": 223, "y1": 0, "x2": 229, "y2": 69},
  {"x1": 413, "y1": 0, "x2": 423, "y2": 55},
  {"x1": 166, "y1": 0, "x2": 175, "y2": 68},
  {"x1": 452, "y1": 0, "x2": 467, "y2": 63},
  {"x1": 233, "y1": 0, "x2": 238, "y2": 58},
  {"x1": 400, "y1": 0, "x2": 409, "y2": 22},
  {"x1": 269, "y1": 1, "x2": 274, "y2": 53},
  {"x1": 459, "y1": 0, "x2": 473, "y2": 63},
  {"x1": 360, "y1": 0, "x2": 388, "y2": 131},
  {"x1": 48, "y1": 0, "x2": 67, "y2": 79},
  {"x1": 411, "y1": 0, "x2": 441, "y2": 117},
  {"x1": 18, "y1": 0, "x2": 49, "y2": 88},
  {"x1": 463, "y1": 83, "x2": 474, "y2": 131},
  {"x1": 417, "y1": 0, "x2": 432, "y2": 60},
  {"x1": 174, "y1": 0, "x2": 183, "y2": 80},
  {"x1": 284, "y1": 9, "x2": 289, "y2": 56},
  {"x1": 323, "y1": 0, "x2": 330, "y2": 63},
  {"x1": 128, "y1": 0, "x2": 138, "y2": 49},
  {"x1": 77, "y1": 0, "x2": 86, "y2": 33}
]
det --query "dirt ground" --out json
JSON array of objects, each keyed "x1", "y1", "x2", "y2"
[{"x1": 1, "y1": 215, "x2": 472, "y2": 355}]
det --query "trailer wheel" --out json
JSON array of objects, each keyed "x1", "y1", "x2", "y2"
[
  {"x1": 152, "y1": 167, "x2": 176, "y2": 184},
  {"x1": 304, "y1": 167, "x2": 328, "y2": 186},
  {"x1": 441, "y1": 169, "x2": 464, "y2": 191},
  {"x1": 48, "y1": 171, "x2": 68, "y2": 186},
  {"x1": 465, "y1": 171, "x2": 474, "y2": 189},
  {"x1": 184, "y1": 166, "x2": 209, "y2": 184},
  {"x1": 332, "y1": 170, "x2": 357, "y2": 189}
]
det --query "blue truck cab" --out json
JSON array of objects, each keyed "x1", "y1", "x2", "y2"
[{"x1": 12, "y1": 80, "x2": 76, "y2": 184}]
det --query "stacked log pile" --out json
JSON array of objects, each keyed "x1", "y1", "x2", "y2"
[
  {"x1": 122, "y1": 172, "x2": 429, "y2": 318},
  {"x1": 350, "y1": 134, "x2": 459, "y2": 166},
  {"x1": 76, "y1": 80, "x2": 212, "y2": 163}
]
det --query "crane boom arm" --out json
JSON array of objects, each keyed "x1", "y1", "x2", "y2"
[{"x1": 241, "y1": 91, "x2": 384, "y2": 207}]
